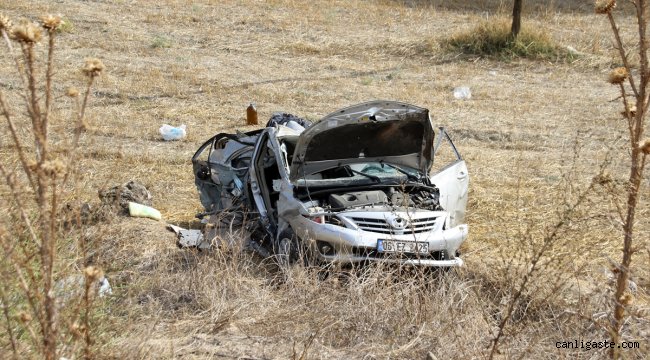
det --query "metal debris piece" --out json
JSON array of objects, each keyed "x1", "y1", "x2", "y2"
[{"x1": 168, "y1": 224, "x2": 209, "y2": 249}]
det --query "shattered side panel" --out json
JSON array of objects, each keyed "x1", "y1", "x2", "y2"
[{"x1": 192, "y1": 132, "x2": 260, "y2": 214}]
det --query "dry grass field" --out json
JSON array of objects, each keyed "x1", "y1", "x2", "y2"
[{"x1": 1, "y1": 0, "x2": 649, "y2": 359}]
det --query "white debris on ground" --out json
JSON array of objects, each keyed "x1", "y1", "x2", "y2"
[
  {"x1": 55, "y1": 274, "x2": 113, "y2": 300},
  {"x1": 453, "y1": 86, "x2": 471, "y2": 100},
  {"x1": 168, "y1": 224, "x2": 209, "y2": 249},
  {"x1": 128, "y1": 201, "x2": 162, "y2": 221},
  {"x1": 159, "y1": 124, "x2": 187, "y2": 140},
  {"x1": 566, "y1": 45, "x2": 584, "y2": 56},
  {"x1": 98, "y1": 277, "x2": 112, "y2": 297}
]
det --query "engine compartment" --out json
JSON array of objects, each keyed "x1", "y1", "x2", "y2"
[
  {"x1": 328, "y1": 190, "x2": 387, "y2": 209},
  {"x1": 300, "y1": 185, "x2": 443, "y2": 212}
]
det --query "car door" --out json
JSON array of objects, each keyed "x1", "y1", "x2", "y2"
[
  {"x1": 428, "y1": 128, "x2": 469, "y2": 228},
  {"x1": 249, "y1": 127, "x2": 291, "y2": 232}
]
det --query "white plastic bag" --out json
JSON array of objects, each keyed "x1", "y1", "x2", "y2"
[
  {"x1": 98, "y1": 277, "x2": 112, "y2": 297},
  {"x1": 453, "y1": 87, "x2": 472, "y2": 100},
  {"x1": 159, "y1": 124, "x2": 186, "y2": 141}
]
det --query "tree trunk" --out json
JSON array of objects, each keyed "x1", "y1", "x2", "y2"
[{"x1": 511, "y1": 0, "x2": 523, "y2": 38}]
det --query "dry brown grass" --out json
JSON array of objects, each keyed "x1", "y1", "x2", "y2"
[{"x1": 1, "y1": 0, "x2": 649, "y2": 359}]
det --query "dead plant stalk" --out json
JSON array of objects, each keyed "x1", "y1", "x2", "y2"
[
  {"x1": 0, "y1": 13, "x2": 103, "y2": 360},
  {"x1": 598, "y1": 1, "x2": 649, "y2": 358}
]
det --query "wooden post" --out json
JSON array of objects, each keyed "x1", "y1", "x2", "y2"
[{"x1": 511, "y1": 0, "x2": 523, "y2": 39}]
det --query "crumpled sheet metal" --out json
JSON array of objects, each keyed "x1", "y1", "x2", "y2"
[{"x1": 168, "y1": 224, "x2": 209, "y2": 249}]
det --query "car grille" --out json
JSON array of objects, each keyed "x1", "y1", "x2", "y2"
[
  {"x1": 351, "y1": 247, "x2": 448, "y2": 260},
  {"x1": 349, "y1": 217, "x2": 437, "y2": 234}
]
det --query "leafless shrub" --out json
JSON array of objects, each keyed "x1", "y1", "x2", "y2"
[
  {"x1": 594, "y1": 1, "x2": 649, "y2": 358},
  {"x1": 0, "y1": 12, "x2": 104, "y2": 360}
]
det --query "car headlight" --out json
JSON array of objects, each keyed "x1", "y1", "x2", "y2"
[{"x1": 303, "y1": 214, "x2": 344, "y2": 226}]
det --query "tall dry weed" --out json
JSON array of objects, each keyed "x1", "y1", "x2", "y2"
[
  {"x1": 0, "y1": 13, "x2": 104, "y2": 360},
  {"x1": 595, "y1": 1, "x2": 649, "y2": 358}
]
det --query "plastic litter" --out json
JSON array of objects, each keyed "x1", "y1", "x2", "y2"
[
  {"x1": 453, "y1": 87, "x2": 472, "y2": 100},
  {"x1": 55, "y1": 274, "x2": 112, "y2": 300},
  {"x1": 128, "y1": 202, "x2": 162, "y2": 220},
  {"x1": 98, "y1": 277, "x2": 112, "y2": 297},
  {"x1": 566, "y1": 45, "x2": 582, "y2": 56},
  {"x1": 159, "y1": 124, "x2": 187, "y2": 141}
]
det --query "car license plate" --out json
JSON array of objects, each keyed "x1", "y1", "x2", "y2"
[{"x1": 377, "y1": 240, "x2": 429, "y2": 254}]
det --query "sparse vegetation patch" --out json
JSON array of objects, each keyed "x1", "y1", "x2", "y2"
[
  {"x1": 442, "y1": 18, "x2": 568, "y2": 60},
  {"x1": 151, "y1": 35, "x2": 172, "y2": 49}
]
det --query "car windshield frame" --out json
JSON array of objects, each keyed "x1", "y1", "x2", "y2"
[{"x1": 292, "y1": 161, "x2": 422, "y2": 189}]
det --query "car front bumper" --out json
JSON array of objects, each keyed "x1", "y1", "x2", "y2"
[{"x1": 290, "y1": 215, "x2": 468, "y2": 267}]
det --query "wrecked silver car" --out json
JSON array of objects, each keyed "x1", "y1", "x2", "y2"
[{"x1": 193, "y1": 101, "x2": 469, "y2": 267}]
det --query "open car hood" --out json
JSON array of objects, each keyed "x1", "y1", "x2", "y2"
[{"x1": 289, "y1": 101, "x2": 434, "y2": 182}]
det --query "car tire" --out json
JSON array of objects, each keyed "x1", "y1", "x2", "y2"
[
  {"x1": 276, "y1": 236, "x2": 294, "y2": 268},
  {"x1": 275, "y1": 229, "x2": 317, "y2": 268},
  {"x1": 275, "y1": 230, "x2": 300, "y2": 267}
]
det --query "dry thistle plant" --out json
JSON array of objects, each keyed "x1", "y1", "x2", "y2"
[
  {"x1": 0, "y1": 12, "x2": 104, "y2": 360},
  {"x1": 594, "y1": 1, "x2": 649, "y2": 358}
]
